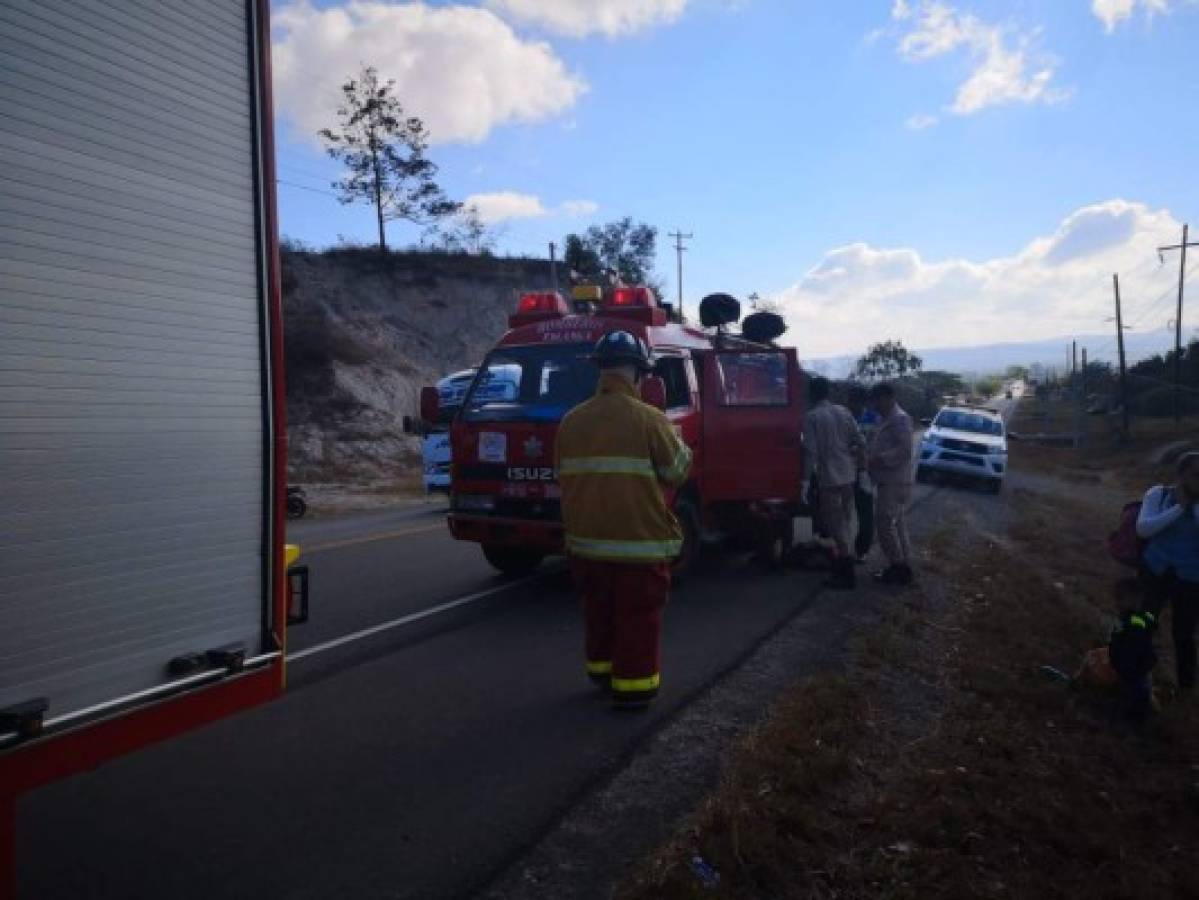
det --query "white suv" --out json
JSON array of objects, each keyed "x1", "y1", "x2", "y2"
[{"x1": 917, "y1": 406, "x2": 1008, "y2": 493}]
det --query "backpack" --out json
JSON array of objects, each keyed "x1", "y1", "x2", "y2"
[
  {"x1": 1107, "y1": 501, "x2": 1145, "y2": 568},
  {"x1": 1107, "y1": 489, "x2": 1172, "y2": 568},
  {"x1": 1108, "y1": 610, "x2": 1158, "y2": 682}
]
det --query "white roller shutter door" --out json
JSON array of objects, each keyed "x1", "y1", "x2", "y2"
[{"x1": 0, "y1": 0, "x2": 273, "y2": 723}]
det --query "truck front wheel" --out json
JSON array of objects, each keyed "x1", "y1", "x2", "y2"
[{"x1": 482, "y1": 545, "x2": 544, "y2": 578}]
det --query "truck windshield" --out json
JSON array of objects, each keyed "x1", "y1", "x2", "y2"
[
  {"x1": 935, "y1": 410, "x2": 1004, "y2": 436},
  {"x1": 464, "y1": 344, "x2": 598, "y2": 422},
  {"x1": 433, "y1": 372, "x2": 475, "y2": 428}
]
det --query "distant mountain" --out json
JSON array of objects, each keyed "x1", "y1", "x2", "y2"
[{"x1": 805, "y1": 330, "x2": 1180, "y2": 379}]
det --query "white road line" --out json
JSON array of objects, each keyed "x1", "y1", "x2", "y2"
[{"x1": 286, "y1": 575, "x2": 543, "y2": 662}]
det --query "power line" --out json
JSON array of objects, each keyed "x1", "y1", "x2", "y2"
[
  {"x1": 277, "y1": 178, "x2": 338, "y2": 197},
  {"x1": 278, "y1": 163, "x2": 338, "y2": 182}
]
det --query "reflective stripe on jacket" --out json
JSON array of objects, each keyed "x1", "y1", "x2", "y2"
[{"x1": 555, "y1": 372, "x2": 692, "y2": 563}]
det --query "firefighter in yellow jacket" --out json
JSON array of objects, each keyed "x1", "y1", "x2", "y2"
[{"x1": 555, "y1": 330, "x2": 693, "y2": 708}]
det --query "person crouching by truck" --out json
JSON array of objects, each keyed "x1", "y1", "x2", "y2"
[
  {"x1": 803, "y1": 376, "x2": 865, "y2": 590},
  {"x1": 555, "y1": 330, "x2": 693, "y2": 709},
  {"x1": 1136, "y1": 451, "x2": 1199, "y2": 696},
  {"x1": 868, "y1": 382, "x2": 915, "y2": 586}
]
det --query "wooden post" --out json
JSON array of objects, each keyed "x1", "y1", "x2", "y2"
[{"x1": 1114, "y1": 273, "x2": 1130, "y2": 439}]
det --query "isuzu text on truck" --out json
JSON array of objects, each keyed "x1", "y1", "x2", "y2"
[{"x1": 420, "y1": 287, "x2": 808, "y2": 576}]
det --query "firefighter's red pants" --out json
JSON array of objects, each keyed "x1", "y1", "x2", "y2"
[{"x1": 570, "y1": 558, "x2": 670, "y2": 702}]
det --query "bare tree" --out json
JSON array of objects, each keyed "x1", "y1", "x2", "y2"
[{"x1": 319, "y1": 67, "x2": 458, "y2": 250}]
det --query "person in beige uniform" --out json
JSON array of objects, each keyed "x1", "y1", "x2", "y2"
[
  {"x1": 868, "y1": 382, "x2": 915, "y2": 585},
  {"x1": 803, "y1": 377, "x2": 864, "y2": 589}
]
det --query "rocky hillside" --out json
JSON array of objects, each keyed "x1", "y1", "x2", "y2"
[{"x1": 282, "y1": 247, "x2": 554, "y2": 482}]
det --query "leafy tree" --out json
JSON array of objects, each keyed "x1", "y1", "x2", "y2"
[
  {"x1": 855, "y1": 340, "x2": 923, "y2": 381},
  {"x1": 319, "y1": 66, "x2": 458, "y2": 250},
  {"x1": 563, "y1": 218, "x2": 659, "y2": 292},
  {"x1": 564, "y1": 233, "x2": 603, "y2": 284},
  {"x1": 1004, "y1": 365, "x2": 1029, "y2": 381}
]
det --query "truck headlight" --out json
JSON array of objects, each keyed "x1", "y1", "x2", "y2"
[
  {"x1": 987, "y1": 445, "x2": 1006, "y2": 455},
  {"x1": 453, "y1": 494, "x2": 495, "y2": 512}
]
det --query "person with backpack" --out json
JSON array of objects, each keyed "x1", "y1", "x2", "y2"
[{"x1": 1135, "y1": 451, "x2": 1199, "y2": 694}]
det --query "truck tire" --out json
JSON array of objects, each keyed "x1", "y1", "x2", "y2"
[
  {"x1": 287, "y1": 494, "x2": 307, "y2": 519},
  {"x1": 672, "y1": 499, "x2": 701, "y2": 581},
  {"x1": 482, "y1": 545, "x2": 544, "y2": 578}
]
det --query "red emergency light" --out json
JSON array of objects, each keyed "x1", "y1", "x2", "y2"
[
  {"x1": 510, "y1": 291, "x2": 570, "y2": 327},
  {"x1": 601, "y1": 285, "x2": 667, "y2": 325},
  {"x1": 518, "y1": 292, "x2": 570, "y2": 314},
  {"x1": 611, "y1": 286, "x2": 656, "y2": 308}
]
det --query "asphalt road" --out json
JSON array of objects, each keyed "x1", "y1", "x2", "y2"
[
  {"x1": 16, "y1": 506, "x2": 865, "y2": 898},
  {"x1": 16, "y1": 408, "x2": 1016, "y2": 900}
]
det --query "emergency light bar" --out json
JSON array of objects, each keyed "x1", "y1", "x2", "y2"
[
  {"x1": 610, "y1": 286, "x2": 656, "y2": 308},
  {"x1": 600, "y1": 286, "x2": 668, "y2": 326},
  {"x1": 517, "y1": 292, "x2": 570, "y2": 315},
  {"x1": 510, "y1": 291, "x2": 570, "y2": 327}
]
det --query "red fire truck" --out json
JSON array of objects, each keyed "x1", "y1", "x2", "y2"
[
  {"x1": 0, "y1": 2, "x2": 295, "y2": 892},
  {"x1": 422, "y1": 287, "x2": 807, "y2": 576}
]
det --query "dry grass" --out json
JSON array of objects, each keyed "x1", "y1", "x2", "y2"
[{"x1": 619, "y1": 462, "x2": 1199, "y2": 900}]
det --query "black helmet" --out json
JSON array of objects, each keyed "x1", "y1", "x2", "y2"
[{"x1": 592, "y1": 330, "x2": 653, "y2": 372}]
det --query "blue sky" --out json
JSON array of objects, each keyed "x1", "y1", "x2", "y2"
[{"x1": 271, "y1": 0, "x2": 1199, "y2": 358}]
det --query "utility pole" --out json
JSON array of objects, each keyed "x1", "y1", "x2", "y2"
[
  {"x1": 1112, "y1": 273, "x2": 1131, "y2": 439},
  {"x1": 668, "y1": 230, "x2": 693, "y2": 322},
  {"x1": 1071, "y1": 340, "x2": 1081, "y2": 449},
  {"x1": 548, "y1": 241, "x2": 558, "y2": 294},
  {"x1": 1158, "y1": 223, "x2": 1198, "y2": 426}
]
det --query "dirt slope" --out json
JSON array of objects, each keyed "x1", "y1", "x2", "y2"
[{"x1": 282, "y1": 247, "x2": 554, "y2": 482}]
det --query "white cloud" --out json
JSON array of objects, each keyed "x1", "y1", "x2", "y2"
[
  {"x1": 1091, "y1": 0, "x2": 1179, "y2": 31},
  {"x1": 560, "y1": 200, "x2": 600, "y2": 217},
  {"x1": 463, "y1": 193, "x2": 600, "y2": 222},
  {"x1": 889, "y1": 2, "x2": 1068, "y2": 116},
  {"x1": 768, "y1": 200, "x2": 1183, "y2": 358},
  {"x1": 272, "y1": 2, "x2": 586, "y2": 145},
  {"x1": 484, "y1": 0, "x2": 688, "y2": 37},
  {"x1": 463, "y1": 192, "x2": 549, "y2": 223},
  {"x1": 905, "y1": 113, "x2": 939, "y2": 130}
]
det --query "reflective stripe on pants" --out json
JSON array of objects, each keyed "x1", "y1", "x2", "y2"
[{"x1": 571, "y1": 557, "x2": 670, "y2": 698}]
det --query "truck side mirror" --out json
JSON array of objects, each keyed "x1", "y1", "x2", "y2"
[
  {"x1": 420, "y1": 386, "x2": 440, "y2": 426},
  {"x1": 640, "y1": 375, "x2": 667, "y2": 410}
]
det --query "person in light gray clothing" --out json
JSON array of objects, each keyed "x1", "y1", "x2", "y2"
[
  {"x1": 867, "y1": 382, "x2": 915, "y2": 585},
  {"x1": 803, "y1": 377, "x2": 865, "y2": 589}
]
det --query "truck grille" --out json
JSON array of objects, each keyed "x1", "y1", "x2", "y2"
[
  {"x1": 941, "y1": 438, "x2": 988, "y2": 454},
  {"x1": 941, "y1": 452, "x2": 985, "y2": 467}
]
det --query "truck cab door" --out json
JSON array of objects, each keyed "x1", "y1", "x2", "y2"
[
  {"x1": 700, "y1": 348, "x2": 803, "y2": 501},
  {"x1": 653, "y1": 353, "x2": 702, "y2": 496}
]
